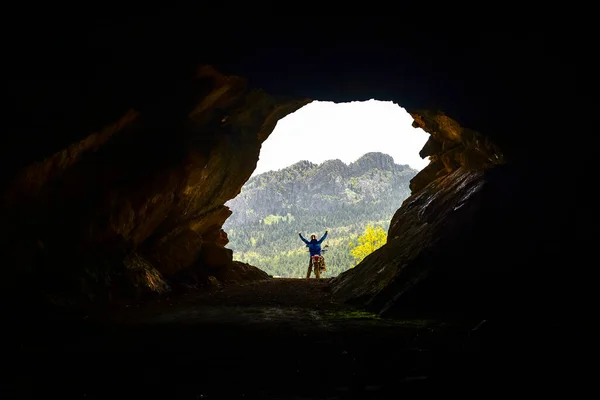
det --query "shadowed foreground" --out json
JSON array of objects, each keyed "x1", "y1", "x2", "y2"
[{"x1": 8, "y1": 279, "x2": 541, "y2": 399}]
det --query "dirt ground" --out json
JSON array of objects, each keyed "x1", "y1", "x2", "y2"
[{"x1": 8, "y1": 278, "x2": 486, "y2": 399}]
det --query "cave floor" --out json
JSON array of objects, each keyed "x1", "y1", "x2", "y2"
[{"x1": 11, "y1": 278, "x2": 487, "y2": 399}]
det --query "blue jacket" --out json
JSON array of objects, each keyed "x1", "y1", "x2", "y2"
[{"x1": 299, "y1": 232, "x2": 328, "y2": 256}]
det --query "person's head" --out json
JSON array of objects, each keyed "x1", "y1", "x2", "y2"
[{"x1": 310, "y1": 234, "x2": 317, "y2": 241}]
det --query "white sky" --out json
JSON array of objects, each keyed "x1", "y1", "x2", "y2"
[{"x1": 253, "y1": 100, "x2": 430, "y2": 176}]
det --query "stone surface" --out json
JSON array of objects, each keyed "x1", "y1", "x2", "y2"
[
  {"x1": 407, "y1": 109, "x2": 504, "y2": 193},
  {"x1": 9, "y1": 279, "x2": 481, "y2": 398},
  {"x1": 330, "y1": 112, "x2": 506, "y2": 317},
  {"x1": 331, "y1": 167, "x2": 486, "y2": 310},
  {"x1": 1, "y1": 66, "x2": 308, "y2": 305}
]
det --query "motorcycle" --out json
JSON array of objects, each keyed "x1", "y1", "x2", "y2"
[{"x1": 309, "y1": 244, "x2": 329, "y2": 279}]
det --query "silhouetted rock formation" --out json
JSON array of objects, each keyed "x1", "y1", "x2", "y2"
[
  {"x1": 331, "y1": 111, "x2": 508, "y2": 317},
  {"x1": 1, "y1": 66, "x2": 308, "y2": 306}
]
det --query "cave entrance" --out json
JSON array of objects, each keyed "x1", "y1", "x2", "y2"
[{"x1": 223, "y1": 100, "x2": 430, "y2": 278}]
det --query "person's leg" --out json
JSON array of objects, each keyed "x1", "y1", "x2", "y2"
[
  {"x1": 315, "y1": 258, "x2": 321, "y2": 279},
  {"x1": 306, "y1": 258, "x2": 313, "y2": 278}
]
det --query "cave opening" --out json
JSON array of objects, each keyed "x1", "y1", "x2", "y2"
[
  {"x1": 223, "y1": 100, "x2": 430, "y2": 278},
  {"x1": 3, "y1": 17, "x2": 594, "y2": 397}
]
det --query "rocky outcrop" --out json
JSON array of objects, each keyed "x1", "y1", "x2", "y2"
[
  {"x1": 407, "y1": 110, "x2": 504, "y2": 194},
  {"x1": 169, "y1": 260, "x2": 271, "y2": 292},
  {"x1": 331, "y1": 113, "x2": 508, "y2": 317},
  {"x1": 331, "y1": 167, "x2": 484, "y2": 305},
  {"x1": 1, "y1": 66, "x2": 309, "y2": 306},
  {"x1": 225, "y1": 151, "x2": 416, "y2": 221}
]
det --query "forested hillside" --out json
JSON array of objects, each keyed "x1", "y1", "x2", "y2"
[{"x1": 223, "y1": 152, "x2": 418, "y2": 277}]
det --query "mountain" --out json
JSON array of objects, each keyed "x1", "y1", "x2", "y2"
[{"x1": 223, "y1": 152, "x2": 418, "y2": 277}]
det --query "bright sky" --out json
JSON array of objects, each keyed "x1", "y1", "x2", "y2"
[{"x1": 253, "y1": 100, "x2": 430, "y2": 176}]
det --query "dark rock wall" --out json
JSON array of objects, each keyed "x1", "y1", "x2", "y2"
[{"x1": 2, "y1": 66, "x2": 308, "y2": 306}]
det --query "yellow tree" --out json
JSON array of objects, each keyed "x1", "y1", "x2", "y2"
[{"x1": 348, "y1": 224, "x2": 387, "y2": 266}]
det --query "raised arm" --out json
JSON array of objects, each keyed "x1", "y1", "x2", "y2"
[
  {"x1": 317, "y1": 230, "x2": 328, "y2": 244},
  {"x1": 298, "y1": 232, "x2": 309, "y2": 244}
]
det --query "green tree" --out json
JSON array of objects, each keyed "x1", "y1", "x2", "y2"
[{"x1": 349, "y1": 224, "x2": 387, "y2": 265}]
